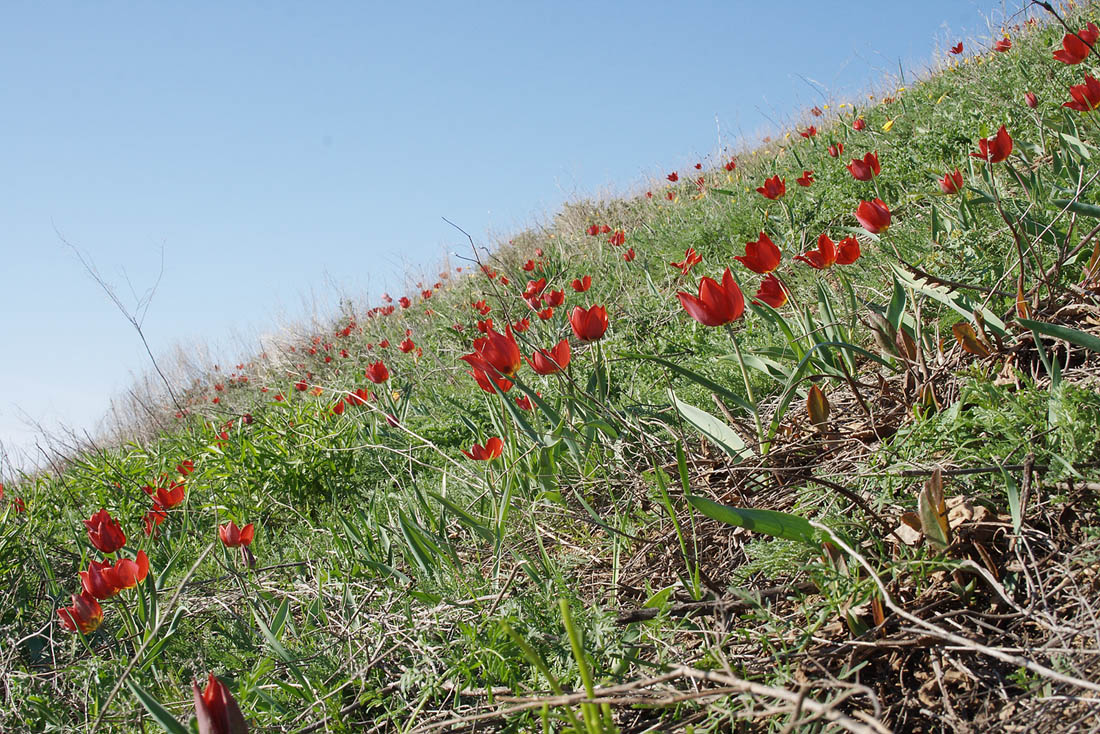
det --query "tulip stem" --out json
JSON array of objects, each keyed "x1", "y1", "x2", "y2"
[{"x1": 726, "y1": 326, "x2": 764, "y2": 454}]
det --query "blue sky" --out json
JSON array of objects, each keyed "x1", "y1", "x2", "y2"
[{"x1": 1, "y1": 1, "x2": 1016, "y2": 470}]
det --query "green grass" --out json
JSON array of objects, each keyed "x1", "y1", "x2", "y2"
[{"x1": 4, "y1": 3, "x2": 1100, "y2": 731}]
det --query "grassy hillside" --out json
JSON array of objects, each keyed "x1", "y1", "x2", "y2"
[{"x1": 4, "y1": 3, "x2": 1100, "y2": 731}]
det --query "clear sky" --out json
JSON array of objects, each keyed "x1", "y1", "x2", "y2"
[{"x1": 1, "y1": 1, "x2": 1016, "y2": 471}]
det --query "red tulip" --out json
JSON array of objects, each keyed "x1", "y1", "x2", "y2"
[
  {"x1": 399, "y1": 338, "x2": 415, "y2": 353},
  {"x1": 669, "y1": 248, "x2": 702, "y2": 275},
  {"x1": 623, "y1": 248, "x2": 636, "y2": 262},
  {"x1": 468, "y1": 365, "x2": 513, "y2": 394},
  {"x1": 735, "y1": 232, "x2": 782, "y2": 274},
  {"x1": 332, "y1": 400, "x2": 345, "y2": 415},
  {"x1": 512, "y1": 317, "x2": 531, "y2": 332},
  {"x1": 537, "y1": 306, "x2": 554, "y2": 320},
  {"x1": 677, "y1": 268, "x2": 745, "y2": 327},
  {"x1": 347, "y1": 388, "x2": 371, "y2": 406},
  {"x1": 811, "y1": 106, "x2": 823, "y2": 117},
  {"x1": 80, "y1": 560, "x2": 120, "y2": 599},
  {"x1": 949, "y1": 42, "x2": 963, "y2": 55},
  {"x1": 970, "y1": 125, "x2": 1013, "y2": 162},
  {"x1": 462, "y1": 437, "x2": 504, "y2": 461},
  {"x1": 477, "y1": 318, "x2": 494, "y2": 333},
  {"x1": 994, "y1": 38, "x2": 1011, "y2": 52},
  {"x1": 294, "y1": 380, "x2": 307, "y2": 392},
  {"x1": 846, "y1": 151, "x2": 880, "y2": 181},
  {"x1": 756, "y1": 175, "x2": 786, "y2": 200},
  {"x1": 608, "y1": 230, "x2": 626, "y2": 246},
  {"x1": 796, "y1": 170, "x2": 814, "y2": 187},
  {"x1": 855, "y1": 199, "x2": 891, "y2": 234},
  {"x1": 12, "y1": 497, "x2": 24, "y2": 513},
  {"x1": 724, "y1": 160, "x2": 737, "y2": 171},
  {"x1": 515, "y1": 395, "x2": 533, "y2": 411},
  {"x1": 796, "y1": 234, "x2": 838, "y2": 269},
  {"x1": 155, "y1": 482, "x2": 185, "y2": 510},
  {"x1": 939, "y1": 168, "x2": 964, "y2": 194},
  {"x1": 219, "y1": 521, "x2": 255, "y2": 548},
  {"x1": 365, "y1": 361, "x2": 389, "y2": 384},
  {"x1": 667, "y1": 172, "x2": 679, "y2": 182},
  {"x1": 522, "y1": 259, "x2": 536, "y2": 271},
  {"x1": 586, "y1": 224, "x2": 600, "y2": 236},
  {"x1": 571, "y1": 275, "x2": 592, "y2": 292},
  {"x1": 799, "y1": 125, "x2": 817, "y2": 138},
  {"x1": 1025, "y1": 91, "x2": 1038, "y2": 109},
  {"x1": 542, "y1": 289, "x2": 564, "y2": 307},
  {"x1": 694, "y1": 162, "x2": 702, "y2": 169},
  {"x1": 399, "y1": 296, "x2": 411, "y2": 309},
  {"x1": 468, "y1": 326, "x2": 522, "y2": 377},
  {"x1": 527, "y1": 339, "x2": 571, "y2": 375},
  {"x1": 1054, "y1": 23, "x2": 1099, "y2": 64},
  {"x1": 193, "y1": 674, "x2": 249, "y2": 734},
  {"x1": 85, "y1": 509, "x2": 126, "y2": 554},
  {"x1": 852, "y1": 118, "x2": 866, "y2": 131},
  {"x1": 178, "y1": 461, "x2": 194, "y2": 476},
  {"x1": 600, "y1": 225, "x2": 611, "y2": 234},
  {"x1": 523, "y1": 278, "x2": 547, "y2": 301},
  {"x1": 58, "y1": 591, "x2": 103, "y2": 634},
  {"x1": 835, "y1": 236, "x2": 861, "y2": 265},
  {"x1": 827, "y1": 142, "x2": 844, "y2": 157},
  {"x1": 570, "y1": 305, "x2": 609, "y2": 341},
  {"x1": 1064, "y1": 75, "x2": 1100, "y2": 112},
  {"x1": 753, "y1": 274, "x2": 787, "y2": 309}
]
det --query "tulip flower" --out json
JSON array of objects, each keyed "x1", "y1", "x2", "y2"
[
  {"x1": 512, "y1": 317, "x2": 531, "y2": 332},
  {"x1": 347, "y1": 388, "x2": 371, "y2": 406},
  {"x1": 623, "y1": 248, "x2": 636, "y2": 262},
  {"x1": 219, "y1": 521, "x2": 255, "y2": 548},
  {"x1": 515, "y1": 395, "x2": 533, "y2": 411},
  {"x1": 155, "y1": 482, "x2": 185, "y2": 509},
  {"x1": 950, "y1": 42, "x2": 963, "y2": 55},
  {"x1": 735, "y1": 232, "x2": 782, "y2": 274},
  {"x1": 399, "y1": 338, "x2": 416, "y2": 353},
  {"x1": 527, "y1": 339, "x2": 571, "y2": 375},
  {"x1": 85, "y1": 509, "x2": 126, "y2": 554},
  {"x1": 571, "y1": 275, "x2": 592, "y2": 292},
  {"x1": 600, "y1": 225, "x2": 611, "y2": 234},
  {"x1": 1064, "y1": 75, "x2": 1100, "y2": 112},
  {"x1": 827, "y1": 142, "x2": 844, "y2": 157},
  {"x1": 144, "y1": 506, "x2": 167, "y2": 535},
  {"x1": 58, "y1": 591, "x2": 103, "y2": 634},
  {"x1": 855, "y1": 199, "x2": 891, "y2": 234},
  {"x1": 294, "y1": 380, "x2": 307, "y2": 392},
  {"x1": 608, "y1": 230, "x2": 626, "y2": 246},
  {"x1": 994, "y1": 38, "x2": 1011, "y2": 52},
  {"x1": 468, "y1": 365, "x2": 513, "y2": 394},
  {"x1": 939, "y1": 168, "x2": 964, "y2": 194},
  {"x1": 1054, "y1": 23, "x2": 1099, "y2": 64},
  {"x1": 835, "y1": 236, "x2": 861, "y2": 265},
  {"x1": 462, "y1": 437, "x2": 504, "y2": 461},
  {"x1": 477, "y1": 318, "x2": 494, "y2": 333},
  {"x1": 1025, "y1": 91, "x2": 1038, "y2": 108},
  {"x1": 586, "y1": 224, "x2": 600, "y2": 236},
  {"x1": 537, "y1": 307, "x2": 554, "y2": 321},
  {"x1": 677, "y1": 268, "x2": 745, "y2": 327},
  {"x1": 970, "y1": 125, "x2": 1013, "y2": 162},
  {"x1": 178, "y1": 460, "x2": 195, "y2": 476},
  {"x1": 666, "y1": 172, "x2": 679, "y2": 182},
  {"x1": 846, "y1": 152, "x2": 881, "y2": 181},
  {"x1": 523, "y1": 278, "x2": 547, "y2": 301},
  {"x1": 753, "y1": 274, "x2": 787, "y2": 309},
  {"x1": 796, "y1": 234, "x2": 839, "y2": 269},
  {"x1": 569, "y1": 305, "x2": 609, "y2": 341},
  {"x1": 193, "y1": 674, "x2": 249, "y2": 734},
  {"x1": 466, "y1": 326, "x2": 522, "y2": 377},
  {"x1": 82, "y1": 551, "x2": 150, "y2": 598},
  {"x1": 811, "y1": 106, "x2": 823, "y2": 117},
  {"x1": 669, "y1": 248, "x2": 702, "y2": 275},
  {"x1": 399, "y1": 296, "x2": 411, "y2": 308},
  {"x1": 542, "y1": 289, "x2": 565, "y2": 307},
  {"x1": 522, "y1": 260, "x2": 536, "y2": 271},
  {"x1": 756, "y1": 175, "x2": 786, "y2": 200},
  {"x1": 796, "y1": 170, "x2": 814, "y2": 187},
  {"x1": 799, "y1": 126, "x2": 817, "y2": 138}
]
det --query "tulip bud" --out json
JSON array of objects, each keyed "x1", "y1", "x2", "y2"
[
  {"x1": 1025, "y1": 91, "x2": 1038, "y2": 108},
  {"x1": 193, "y1": 674, "x2": 249, "y2": 734}
]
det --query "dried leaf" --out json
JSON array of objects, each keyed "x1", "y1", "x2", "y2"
[
  {"x1": 918, "y1": 467, "x2": 950, "y2": 551},
  {"x1": 952, "y1": 322, "x2": 990, "y2": 357},
  {"x1": 807, "y1": 384, "x2": 830, "y2": 429},
  {"x1": 896, "y1": 327, "x2": 917, "y2": 361},
  {"x1": 1015, "y1": 278, "x2": 1030, "y2": 319}
]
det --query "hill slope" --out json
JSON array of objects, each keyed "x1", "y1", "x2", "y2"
[{"x1": 4, "y1": 4, "x2": 1100, "y2": 732}]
